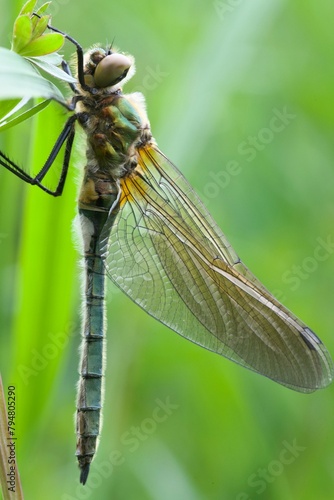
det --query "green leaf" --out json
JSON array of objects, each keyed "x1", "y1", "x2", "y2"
[
  {"x1": 0, "y1": 97, "x2": 30, "y2": 124},
  {"x1": 31, "y1": 14, "x2": 49, "y2": 39},
  {"x1": 0, "y1": 98, "x2": 21, "y2": 121},
  {"x1": 0, "y1": 48, "x2": 65, "y2": 104},
  {"x1": 28, "y1": 55, "x2": 77, "y2": 83},
  {"x1": 19, "y1": 33, "x2": 64, "y2": 56},
  {"x1": 32, "y1": 52, "x2": 63, "y2": 66},
  {"x1": 36, "y1": 2, "x2": 51, "y2": 16},
  {"x1": 0, "y1": 99, "x2": 51, "y2": 132},
  {"x1": 12, "y1": 14, "x2": 33, "y2": 53},
  {"x1": 19, "y1": 0, "x2": 37, "y2": 15}
]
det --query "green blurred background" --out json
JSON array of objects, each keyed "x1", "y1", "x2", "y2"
[{"x1": 0, "y1": 0, "x2": 333, "y2": 499}]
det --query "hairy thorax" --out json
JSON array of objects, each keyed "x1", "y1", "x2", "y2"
[{"x1": 77, "y1": 91, "x2": 152, "y2": 210}]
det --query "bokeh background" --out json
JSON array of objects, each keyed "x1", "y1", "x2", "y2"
[{"x1": 0, "y1": 0, "x2": 333, "y2": 499}]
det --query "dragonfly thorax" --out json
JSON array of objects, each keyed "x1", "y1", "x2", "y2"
[
  {"x1": 76, "y1": 72, "x2": 153, "y2": 211},
  {"x1": 76, "y1": 92, "x2": 150, "y2": 179}
]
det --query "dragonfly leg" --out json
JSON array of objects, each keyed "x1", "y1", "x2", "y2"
[
  {"x1": 33, "y1": 12, "x2": 91, "y2": 93},
  {"x1": 0, "y1": 115, "x2": 76, "y2": 196},
  {"x1": 61, "y1": 59, "x2": 79, "y2": 94}
]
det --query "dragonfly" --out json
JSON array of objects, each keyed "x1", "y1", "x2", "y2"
[{"x1": 1, "y1": 18, "x2": 333, "y2": 485}]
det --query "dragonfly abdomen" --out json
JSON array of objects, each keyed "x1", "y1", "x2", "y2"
[
  {"x1": 76, "y1": 244, "x2": 107, "y2": 483},
  {"x1": 76, "y1": 198, "x2": 118, "y2": 483}
]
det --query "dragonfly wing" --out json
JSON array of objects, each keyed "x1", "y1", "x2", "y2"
[{"x1": 99, "y1": 144, "x2": 333, "y2": 393}]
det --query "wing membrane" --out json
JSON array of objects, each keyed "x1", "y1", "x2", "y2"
[{"x1": 99, "y1": 144, "x2": 333, "y2": 392}]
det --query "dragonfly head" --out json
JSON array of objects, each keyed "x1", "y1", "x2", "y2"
[{"x1": 82, "y1": 47, "x2": 135, "y2": 92}]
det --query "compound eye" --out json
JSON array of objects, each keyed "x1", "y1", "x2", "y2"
[{"x1": 94, "y1": 53, "x2": 131, "y2": 88}]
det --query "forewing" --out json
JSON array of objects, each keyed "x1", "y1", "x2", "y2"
[{"x1": 99, "y1": 144, "x2": 333, "y2": 393}]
